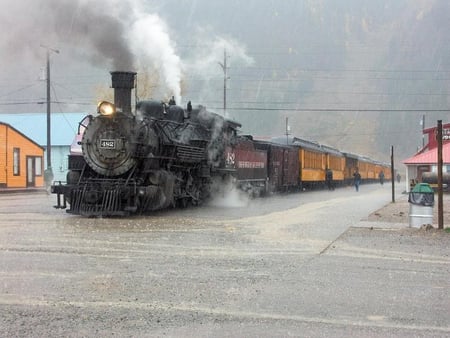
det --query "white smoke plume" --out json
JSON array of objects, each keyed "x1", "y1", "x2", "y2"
[
  {"x1": 0, "y1": 0, "x2": 182, "y2": 101},
  {"x1": 129, "y1": 12, "x2": 182, "y2": 103},
  {"x1": 208, "y1": 177, "x2": 249, "y2": 208},
  {"x1": 186, "y1": 35, "x2": 254, "y2": 75},
  {"x1": 183, "y1": 34, "x2": 255, "y2": 111}
]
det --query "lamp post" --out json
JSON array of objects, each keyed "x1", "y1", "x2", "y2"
[{"x1": 41, "y1": 45, "x2": 59, "y2": 187}]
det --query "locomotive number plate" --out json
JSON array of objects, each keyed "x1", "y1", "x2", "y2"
[{"x1": 100, "y1": 139, "x2": 116, "y2": 149}]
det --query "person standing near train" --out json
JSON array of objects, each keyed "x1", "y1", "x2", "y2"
[
  {"x1": 326, "y1": 168, "x2": 334, "y2": 190},
  {"x1": 353, "y1": 169, "x2": 361, "y2": 192},
  {"x1": 379, "y1": 170, "x2": 385, "y2": 185}
]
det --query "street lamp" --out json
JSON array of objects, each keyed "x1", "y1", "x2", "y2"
[{"x1": 40, "y1": 45, "x2": 59, "y2": 187}]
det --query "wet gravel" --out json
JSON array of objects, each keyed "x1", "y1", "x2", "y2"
[{"x1": 1, "y1": 184, "x2": 449, "y2": 337}]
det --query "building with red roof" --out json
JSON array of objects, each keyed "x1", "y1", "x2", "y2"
[{"x1": 403, "y1": 122, "x2": 450, "y2": 192}]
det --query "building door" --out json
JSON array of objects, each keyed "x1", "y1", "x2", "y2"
[{"x1": 26, "y1": 156, "x2": 36, "y2": 187}]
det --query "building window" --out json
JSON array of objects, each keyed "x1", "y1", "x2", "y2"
[
  {"x1": 13, "y1": 148, "x2": 20, "y2": 176},
  {"x1": 35, "y1": 157, "x2": 42, "y2": 176}
]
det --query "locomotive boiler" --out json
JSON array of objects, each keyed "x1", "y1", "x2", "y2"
[{"x1": 52, "y1": 71, "x2": 241, "y2": 216}]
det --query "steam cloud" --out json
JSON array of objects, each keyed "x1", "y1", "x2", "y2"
[
  {"x1": 183, "y1": 34, "x2": 255, "y2": 110},
  {"x1": 0, "y1": 0, "x2": 182, "y2": 101}
]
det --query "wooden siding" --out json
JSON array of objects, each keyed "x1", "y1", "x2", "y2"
[
  {"x1": 0, "y1": 123, "x2": 44, "y2": 188},
  {"x1": 300, "y1": 149, "x2": 326, "y2": 182},
  {"x1": 327, "y1": 154, "x2": 345, "y2": 181},
  {"x1": 0, "y1": 124, "x2": 6, "y2": 186}
]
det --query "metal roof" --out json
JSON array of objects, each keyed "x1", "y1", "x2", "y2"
[
  {"x1": 403, "y1": 142, "x2": 450, "y2": 165},
  {"x1": 320, "y1": 144, "x2": 344, "y2": 157},
  {"x1": 291, "y1": 137, "x2": 322, "y2": 152},
  {"x1": 0, "y1": 113, "x2": 87, "y2": 146},
  {"x1": 0, "y1": 122, "x2": 44, "y2": 150},
  {"x1": 423, "y1": 122, "x2": 450, "y2": 134},
  {"x1": 342, "y1": 151, "x2": 360, "y2": 160},
  {"x1": 270, "y1": 135, "x2": 296, "y2": 146}
]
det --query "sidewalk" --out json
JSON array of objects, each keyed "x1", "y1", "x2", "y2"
[{"x1": 0, "y1": 187, "x2": 47, "y2": 194}]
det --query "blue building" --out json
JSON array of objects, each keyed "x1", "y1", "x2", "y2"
[{"x1": 0, "y1": 113, "x2": 87, "y2": 182}]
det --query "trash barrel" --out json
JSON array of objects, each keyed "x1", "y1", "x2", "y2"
[{"x1": 408, "y1": 183, "x2": 434, "y2": 228}]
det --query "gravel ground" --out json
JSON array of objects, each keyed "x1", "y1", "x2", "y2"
[{"x1": 0, "y1": 185, "x2": 449, "y2": 337}]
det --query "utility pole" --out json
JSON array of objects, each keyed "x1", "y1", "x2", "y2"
[
  {"x1": 422, "y1": 115, "x2": 425, "y2": 148},
  {"x1": 391, "y1": 145, "x2": 395, "y2": 203},
  {"x1": 218, "y1": 49, "x2": 229, "y2": 116},
  {"x1": 285, "y1": 117, "x2": 290, "y2": 145},
  {"x1": 437, "y1": 120, "x2": 443, "y2": 229},
  {"x1": 41, "y1": 45, "x2": 59, "y2": 186}
]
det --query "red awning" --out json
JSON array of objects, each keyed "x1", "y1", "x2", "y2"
[{"x1": 403, "y1": 142, "x2": 450, "y2": 165}]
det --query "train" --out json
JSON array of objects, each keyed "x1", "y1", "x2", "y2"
[
  {"x1": 231, "y1": 135, "x2": 391, "y2": 196},
  {"x1": 51, "y1": 71, "x2": 391, "y2": 217}
]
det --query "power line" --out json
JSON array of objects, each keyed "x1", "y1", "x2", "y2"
[
  {"x1": 226, "y1": 75, "x2": 450, "y2": 81},
  {"x1": 302, "y1": 130, "x2": 424, "y2": 139},
  {"x1": 0, "y1": 102, "x2": 43, "y2": 106},
  {"x1": 0, "y1": 101, "x2": 93, "y2": 106},
  {"x1": 211, "y1": 107, "x2": 450, "y2": 112},
  {"x1": 0, "y1": 83, "x2": 41, "y2": 99},
  {"x1": 223, "y1": 88, "x2": 450, "y2": 96},
  {"x1": 229, "y1": 67, "x2": 450, "y2": 73}
]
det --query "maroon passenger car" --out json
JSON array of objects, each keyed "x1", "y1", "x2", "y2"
[
  {"x1": 254, "y1": 140, "x2": 299, "y2": 193},
  {"x1": 232, "y1": 136, "x2": 268, "y2": 196}
]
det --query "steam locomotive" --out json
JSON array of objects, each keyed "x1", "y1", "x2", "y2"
[
  {"x1": 52, "y1": 71, "x2": 392, "y2": 217},
  {"x1": 52, "y1": 71, "x2": 241, "y2": 216}
]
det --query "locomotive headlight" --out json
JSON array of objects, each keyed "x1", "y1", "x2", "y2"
[{"x1": 97, "y1": 101, "x2": 116, "y2": 116}]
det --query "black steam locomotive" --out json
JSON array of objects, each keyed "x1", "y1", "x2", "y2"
[{"x1": 52, "y1": 71, "x2": 240, "y2": 216}]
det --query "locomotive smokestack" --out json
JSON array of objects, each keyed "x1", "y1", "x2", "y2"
[{"x1": 110, "y1": 71, "x2": 137, "y2": 114}]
